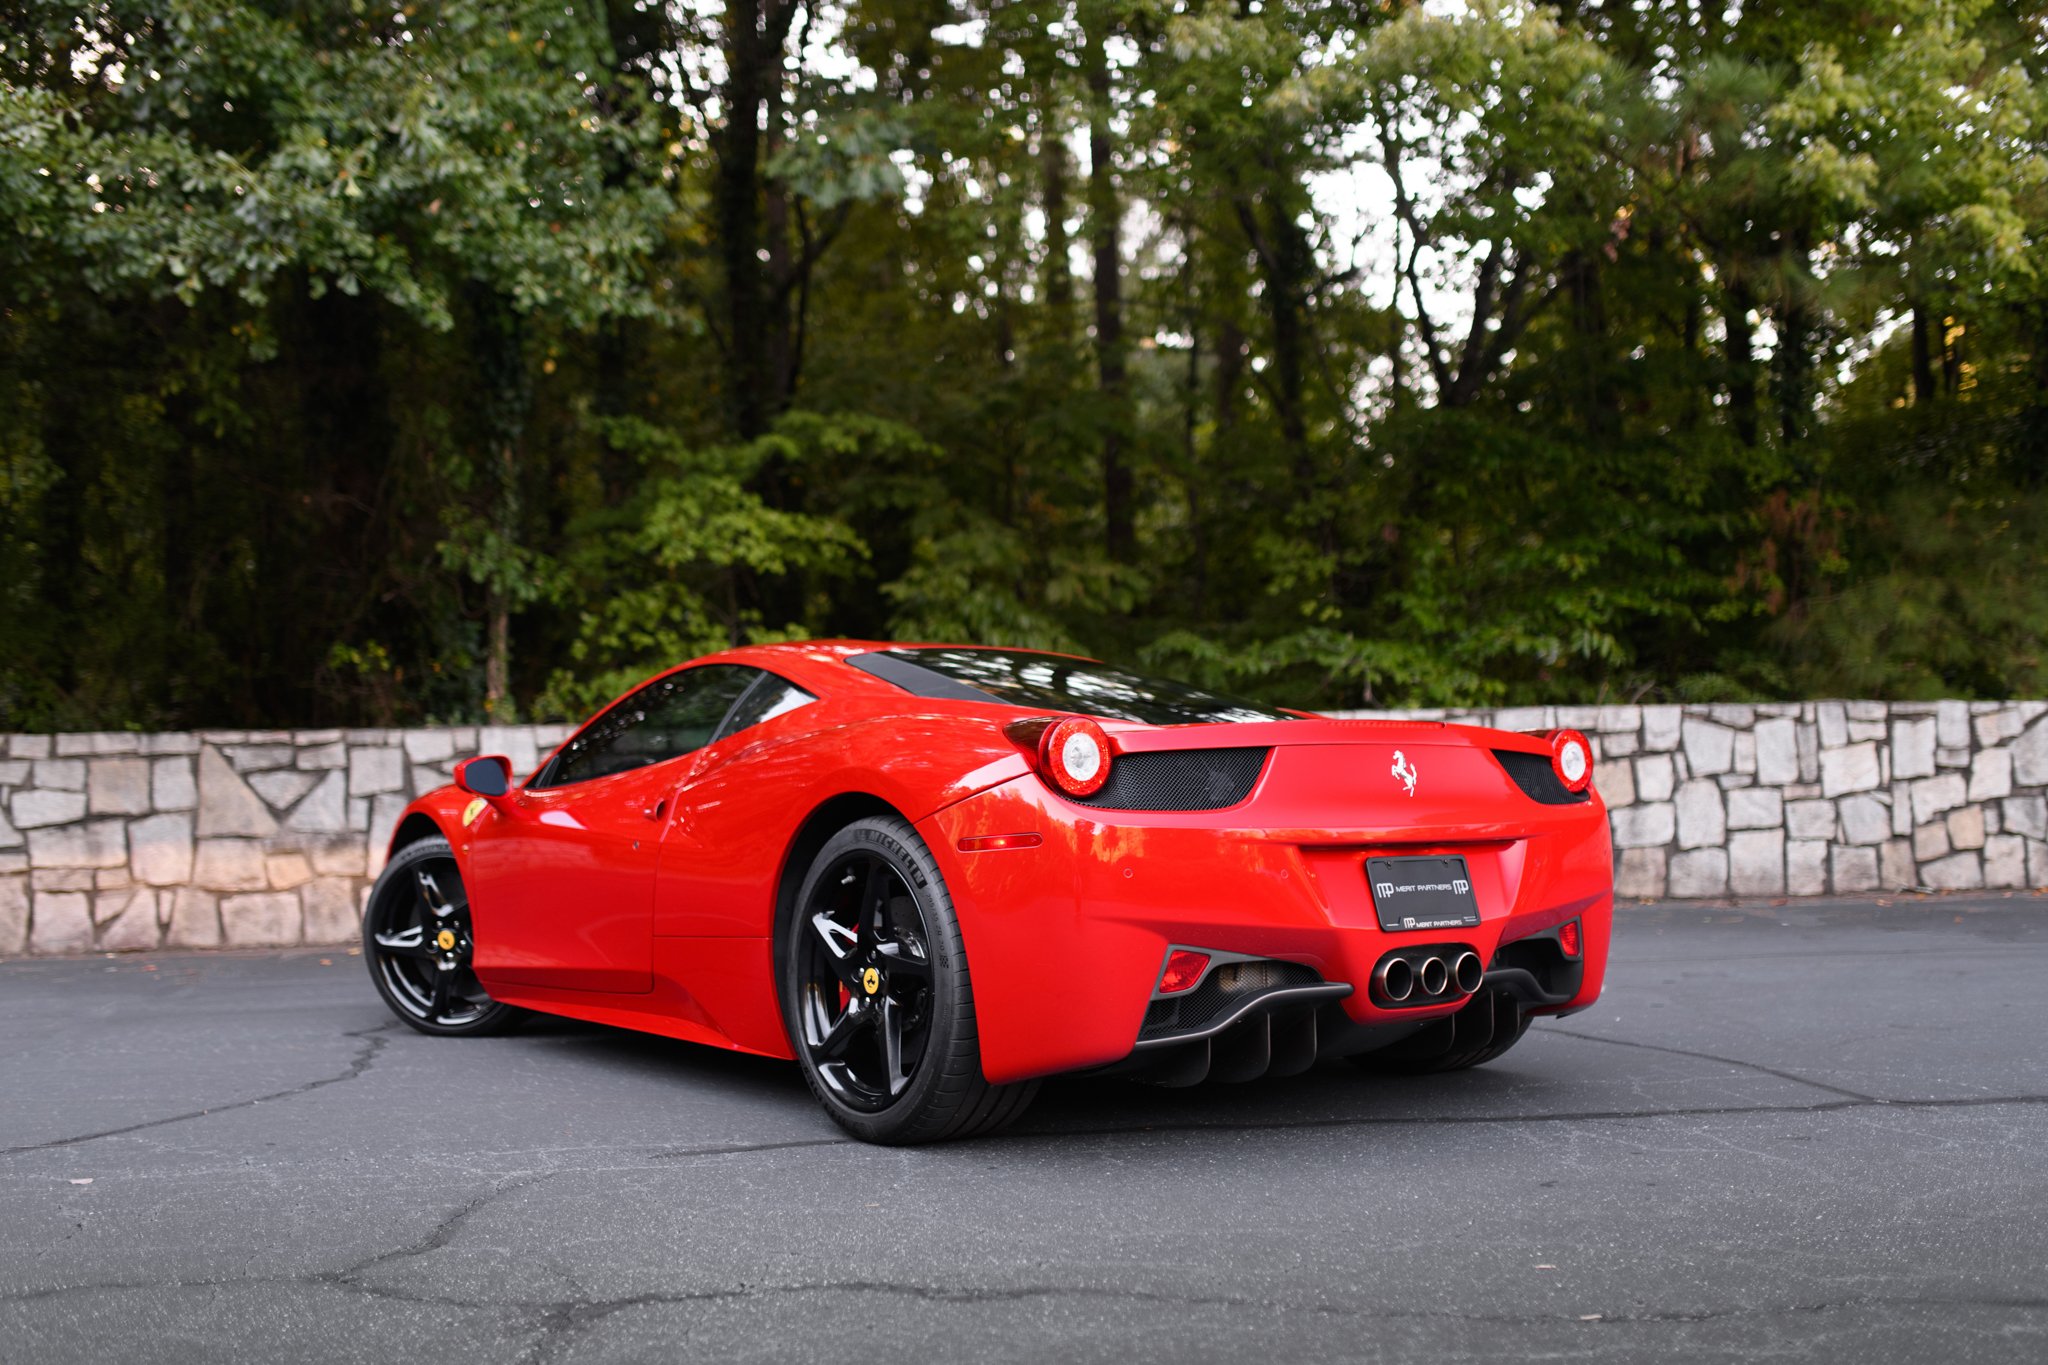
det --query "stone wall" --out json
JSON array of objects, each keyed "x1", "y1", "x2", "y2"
[
  {"x1": 1341, "y1": 700, "x2": 2048, "y2": 899},
  {"x1": 3, "y1": 701, "x2": 2045, "y2": 954},
  {"x1": 0, "y1": 726, "x2": 568, "y2": 956}
]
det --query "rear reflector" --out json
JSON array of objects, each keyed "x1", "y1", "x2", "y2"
[
  {"x1": 956, "y1": 833, "x2": 1043, "y2": 853},
  {"x1": 1558, "y1": 919, "x2": 1582, "y2": 958},
  {"x1": 1158, "y1": 949, "x2": 1210, "y2": 994}
]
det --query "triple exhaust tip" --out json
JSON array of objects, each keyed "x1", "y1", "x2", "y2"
[
  {"x1": 1375, "y1": 950, "x2": 1486, "y2": 1004},
  {"x1": 1452, "y1": 950, "x2": 1484, "y2": 994}
]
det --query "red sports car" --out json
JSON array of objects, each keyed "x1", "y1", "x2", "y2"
[{"x1": 363, "y1": 643, "x2": 1612, "y2": 1143}]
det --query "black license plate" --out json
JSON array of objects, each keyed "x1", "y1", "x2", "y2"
[{"x1": 1366, "y1": 856, "x2": 1481, "y2": 932}]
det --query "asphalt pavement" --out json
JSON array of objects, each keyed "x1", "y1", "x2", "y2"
[{"x1": 3, "y1": 894, "x2": 2045, "y2": 1363}]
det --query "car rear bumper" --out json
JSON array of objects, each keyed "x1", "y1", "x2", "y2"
[{"x1": 922, "y1": 770, "x2": 1613, "y2": 1085}]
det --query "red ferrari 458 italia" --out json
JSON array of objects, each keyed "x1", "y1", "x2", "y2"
[{"x1": 363, "y1": 643, "x2": 1612, "y2": 1143}]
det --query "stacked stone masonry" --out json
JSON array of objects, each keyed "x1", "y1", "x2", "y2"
[
  {"x1": 1343, "y1": 700, "x2": 2048, "y2": 901},
  {"x1": 0, "y1": 725, "x2": 568, "y2": 956},
  {"x1": 2, "y1": 702, "x2": 2044, "y2": 954}
]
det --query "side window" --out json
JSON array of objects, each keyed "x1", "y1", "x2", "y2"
[
  {"x1": 537, "y1": 666, "x2": 759, "y2": 788},
  {"x1": 715, "y1": 671, "x2": 815, "y2": 742}
]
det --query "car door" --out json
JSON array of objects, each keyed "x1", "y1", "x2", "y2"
[
  {"x1": 468, "y1": 665, "x2": 759, "y2": 993},
  {"x1": 653, "y1": 670, "x2": 821, "y2": 939}
]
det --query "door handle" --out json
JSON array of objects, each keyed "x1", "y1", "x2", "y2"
[{"x1": 643, "y1": 798, "x2": 667, "y2": 822}]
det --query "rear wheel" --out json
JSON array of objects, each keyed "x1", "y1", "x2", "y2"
[
  {"x1": 1349, "y1": 989, "x2": 1529, "y2": 1075},
  {"x1": 363, "y1": 835, "x2": 520, "y2": 1037},
  {"x1": 782, "y1": 816, "x2": 1037, "y2": 1144}
]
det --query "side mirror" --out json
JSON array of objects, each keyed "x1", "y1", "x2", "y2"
[{"x1": 455, "y1": 755, "x2": 512, "y2": 799}]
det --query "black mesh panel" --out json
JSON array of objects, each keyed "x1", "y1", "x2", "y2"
[
  {"x1": 1492, "y1": 748, "x2": 1592, "y2": 805},
  {"x1": 1072, "y1": 747, "x2": 1269, "y2": 812},
  {"x1": 1139, "y1": 960, "x2": 1325, "y2": 1041}
]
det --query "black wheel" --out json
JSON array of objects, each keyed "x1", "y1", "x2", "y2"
[
  {"x1": 781, "y1": 815, "x2": 1037, "y2": 1144},
  {"x1": 363, "y1": 835, "x2": 520, "y2": 1036},
  {"x1": 1349, "y1": 989, "x2": 1530, "y2": 1075}
]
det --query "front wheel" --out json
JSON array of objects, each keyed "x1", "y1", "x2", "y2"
[
  {"x1": 363, "y1": 835, "x2": 520, "y2": 1037},
  {"x1": 781, "y1": 816, "x2": 1037, "y2": 1144}
]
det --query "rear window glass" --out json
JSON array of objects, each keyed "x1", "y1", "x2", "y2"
[
  {"x1": 716, "y1": 673, "x2": 815, "y2": 740},
  {"x1": 848, "y1": 648, "x2": 1291, "y2": 726}
]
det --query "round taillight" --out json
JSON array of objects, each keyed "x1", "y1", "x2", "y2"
[
  {"x1": 1040, "y1": 717, "x2": 1112, "y2": 798},
  {"x1": 1550, "y1": 728, "x2": 1593, "y2": 793}
]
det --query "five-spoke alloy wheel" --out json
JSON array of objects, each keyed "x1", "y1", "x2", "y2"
[
  {"x1": 363, "y1": 835, "x2": 519, "y2": 1036},
  {"x1": 783, "y1": 816, "x2": 1037, "y2": 1143},
  {"x1": 795, "y1": 847, "x2": 937, "y2": 1110}
]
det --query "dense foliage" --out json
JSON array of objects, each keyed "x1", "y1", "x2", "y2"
[{"x1": 3, "y1": 0, "x2": 2044, "y2": 727}]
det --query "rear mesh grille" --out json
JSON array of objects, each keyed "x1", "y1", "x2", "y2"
[
  {"x1": 1140, "y1": 960, "x2": 1324, "y2": 1041},
  {"x1": 1072, "y1": 747, "x2": 1269, "y2": 811},
  {"x1": 1492, "y1": 748, "x2": 1591, "y2": 805}
]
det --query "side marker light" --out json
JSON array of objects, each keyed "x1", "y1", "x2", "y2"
[{"x1": 956, "y1": 833, "x2": 1044, "y2": 853}]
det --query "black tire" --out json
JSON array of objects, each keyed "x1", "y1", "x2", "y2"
[
  {"x1": 780, "y1": 815, "x2": 1038, "y2": 1144},
  {"x1": 1349, "y1": 989, "x2": 1530, "y2": 1075},
  {"x1": 362, "y1": 835, "x2": 521, "y2": 1037}
]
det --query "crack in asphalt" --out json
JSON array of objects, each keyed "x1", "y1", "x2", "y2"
[
  {"x1": 1023, "y1": 1090, "x2": 2048, "y2": 1142},
  {"x1": 8, "y1": 930, "x2": 2046, "y2": 1357},
  {"x1": 339, "y1": 1172, "x2": 558, "y2": 1280},
  {"x1": 503, "y1": 1282, "x2": 2048, "y2": 1362},
  {"x1": 0, "y1": 1024, "x2": 395, "y2": 1160},
  {"x1": 4, "y1": 1020, "x2": 2039, "y2": 1166},
  {"x1": 1541, "y1": 1027, "x2": 1880, "y2": 1102},
  {"x1": 6, "y1": 1265, "x2": 2044, "y2": 1351},
  {"x1": 6, "y1": 1102, "x2": 2046, "y2": 1351}
]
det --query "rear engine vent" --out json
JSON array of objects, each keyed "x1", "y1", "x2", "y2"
[
  {"x1": 1492, "y1": 748, "x2": 1592, "y2": 805},
  {"x1": 1139, "y1": 960, "x2": 1324, "y2": 1041},
  {"x1": 1070, "y1": 747, "x2": 1270, "y2": 812}
]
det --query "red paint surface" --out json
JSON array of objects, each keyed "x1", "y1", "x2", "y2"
[{"x1": 390, "y1": 641, "x2": 1614, "y2": 1082}]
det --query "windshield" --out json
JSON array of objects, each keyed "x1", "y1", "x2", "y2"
[{"x1": 848, "y1": 647, "x2": 1293, "y2": 726}]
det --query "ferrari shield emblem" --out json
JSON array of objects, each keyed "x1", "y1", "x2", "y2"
[
  {"x1": 861, "y1": 966, "x2": 881, "y2": 995},
  {"x1": 462, "y1": 797, "x2": 487, "y2": 827}
]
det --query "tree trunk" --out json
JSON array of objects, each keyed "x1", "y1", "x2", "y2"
[
  {"x1": 714, "y1": 0, "x2": 798, "y2": 441},
  {"x1": 1726, "y1": 279, "x2": 1760, "y2": 447},
  {"x1": 1042, "y1": 123, "x2": 1073, "y2": 316},
  {"x1": 1083, "y1": 24, "x2": 1131, "y2": 562},
  {"x1": 1261, "y1": 196, "x2": 1314, "y2": 496},
  {"x1": 1183, "y1": 312, "x2": 1207, "y2": 623},
  {"x1": 469, "y1": 286, "x2": 530, "y2": 719},
  {"x1": 1216, "y1": 318, "x2": 1244, "y2": 430},
  {"x1": 1774, "y1": 240, "x2": 1815, "y2": 446},
  {"x1": 485, "y1": 572, "x2": 510, "y2": 717},
  {"x1": 1911, "y1": 303, "x2": 1938, "y2": 406},
  {"x1": 1565, "y1": 248, "x2": 1615, "y2": 441}
]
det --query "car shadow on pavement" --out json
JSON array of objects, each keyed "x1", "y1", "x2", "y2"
[{"x1": 499, "y1": 1012, "x2": 1573, "y2": 1145}]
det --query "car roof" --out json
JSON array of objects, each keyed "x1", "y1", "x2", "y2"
[{"x1": 679, "y1": 640, "x2": 1093, "y2": 702}]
